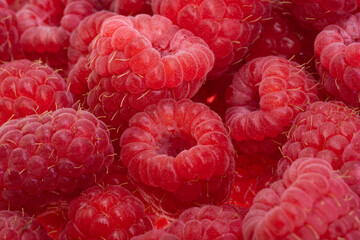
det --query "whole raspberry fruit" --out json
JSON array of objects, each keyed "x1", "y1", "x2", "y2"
[
  {"x1": 0, "y1": 59, "x2": 74, "y2": 124},
  {"x1": 120, "y1": 98, "x2": 234, "y2": 214},
  {"x1": 278, "y1": 101, "x2": 360, "y2": 177},
  {"x1": 165, "y1": 205, "x2": 244, "y2": 240},
  {"x1": 0, "y1": 210, "x2": 52, "y2": 239},
  {"x1": 0, "y1": 108, "x2": 114, "y2": 210},
  {"x1": 87, "y1": 14, "x2": 214, "y2": 139},
  {"x1": 225, "y1": 56, "x2": 319, "y2": 154},
  {"x1": 60, "y1": 185, "x2": 153, "y2": 240},
  {"x1": 243, "y1": 157, "x2": 360, "y2": 240},
  {"x1": 152, "y1": 0, "x2": 271, "y2": 77},
  {"x1": 288, "y1": 0, "x2": 359, "y2": 30},
  {"x1": 0, "y1": 7, "x2": 22, "y2": 62},
  {"x1": 315, "y1": 13, "x2": 360, "y2": 106}
]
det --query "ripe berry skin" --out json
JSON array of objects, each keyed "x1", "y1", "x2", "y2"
[
  {"x1": 0, "y1": 210, "x2": 52, "y2": 240},
  {"x1": 87, "y1": 14, "x2": 214, "y2": 140},
  {"x1": 120, "y1": 98, "x2": 234, "y2": 215},
  {"x1": 131, "y1": 230, "x2": 179, "y2": 240},
  {"x1": 0, "y1": 108, "x2": 114, "y2": 210},
  {"x1": 315, "y1": 13, "x2": 360, "y2": 106},
  {"x1": 278, "y1": 101, "x2": 360, "y2": 177},
  {"x1": 225, "y1": 56, "x2": 319, "y2": 154},
  {"x1": 60, "y1": 185, "x2": 153, "y2": 240},
  {"x1": 0, "y1": 59, "x2": 74, "y2": 124},
  {"x1": 152, "y1": 0, "x2": 271, "y2": 78},
  {"x1": 243, "y1": 157, "x2": 360, "y2": 240}
]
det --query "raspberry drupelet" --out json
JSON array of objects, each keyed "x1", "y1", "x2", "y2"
[
  {"x1": 225, "y1": 56, "x2": 319, "y2": 154},
  {"x1": 315, "y1": 13, "x2": 360, "y2": 107},
  {"x1": 152, "y1": 0, "x2": 271, "y2": 78},
  {"x1": 0, "y1": 108, "x2": 114, "y2": 210},
  {"x1": 120, "y1": 98, "x2": 234, "y2": 215},
  {"x1": 86, "y1": 14, "x2": 214, "y2": 139},
  {"x1": 60, "y1": 185, "x2": 153, "y2": 240},
  {"x1": 243, "y1": 157, "x2": 360, "y2": 240},
  {"x1": 0, "y1": 59, "x2": 74, "y2": 124},
  {"x1": 0, "y1": 210, "x2": 52, "y2": 239},
  {"x1": 278, "y1": 101, "x2": 360, "y2": 177}
]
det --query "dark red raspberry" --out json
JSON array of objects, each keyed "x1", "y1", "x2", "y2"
[
  {"x1": 0, "y1": 210, "x2": 52, "y2": 239},
  {"x1": 287, "y1": 0, "x2": 359, "y2": 30},
  {"x1": 0, "y1": 108, "x2": 114, "y2": 210},
  {"x1": 132, "y1": 230, "x2": 179, "y2": 240},
  {"x1": 67, "y1": 11, "x2": 116, "y2": 104},
  {"x1": 243, "y1": 157, "x2": 360, "y2": 240},
  {"x1": 0, "y1": 7, "x2": 22, "y2": 62},
  {"x1": 225, "y1": 56, "x2": 319, "y2": 154},
  {"x1": 278, "y1": 101, "x2": 360, "y2": 177},
  {"x1": 152, "y1": 0, "x2": 271, "y2": 78},
  {"x1": 165, "y1": 205, "x2": 244, "y2": 240},
  {"x1": 99, "y1": 0, "x2": 152, "y2": 15},
  {"x1": 87, "y1": 14, "x2": 214, "y2": 139},
  {"x1": 314, "y1": 13, "x2": 360, "y2": 106},
  {"x1": 17, "y1": 0, "x2": 96, "y2": 69},
  {"x1": 120, "y1": 98, "x2": 234, "y2": 214},
  {"x1": 60, "y1": 185, "x2": 153, "y2": 240},
  {"x1": 0, "y1": 59, "x2": 74, "y2": 124}
]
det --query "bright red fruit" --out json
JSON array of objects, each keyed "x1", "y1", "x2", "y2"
[
  {"x1": 225, "y1": 56, "x2": 319, "y2": 154},
  {"x1": 0, "y1": 108, "x2": 114, "y2": 210},
  {"x1": 120, "y1": 98, "x2": 234, "y2": 215},
  {"x1": 278, "y1": 101, "x2": 360, "y2": 176},
  {"x1": 60, "y1": 185, "x2": 153, "y2": 240},
  {"x1": 152, "y1": 0, "x2": 271, "y2": 78},
  {"x1": 243, "y1": 157, "x2": 360, "y2": 239},
  {"x1": 0, "y1": 210, "x2": 52, "y2": 239},
  {"x1": 0, "y1": 59, "x2": 74, "y2": 124}
]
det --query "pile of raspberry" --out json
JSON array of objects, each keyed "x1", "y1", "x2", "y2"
[{"x1": 2, "y1": 1, "x2": 360, "y2": 239}]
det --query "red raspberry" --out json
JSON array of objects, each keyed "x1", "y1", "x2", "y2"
[
  {"x1": 243, "y1": 157, "x2": 360, "y2": 240},
  {"x1": 17, "y1": 0, "x2": 96, "y2": 69},
  {"x1": 314, "y1": 13, "x2": 360, "y2": 106},
  {"x1": 278, "y1": 101, "x2": 360, "y2": 177},
  {"x1": 6, "y1": 0, "x2": 28, "y2": 11},
  {"x1": 67, "y1": 11, "x2": 116, "y2": 104},
  {"x1": 340, "y1": 161, "x2": 360, "y2": 198},
  {"x1": 0, "y1": 7, "x2": 22, "y2": 62},
  {"x1": 132, "y1": 230, "x2": 179, "y2": 240},
  {"x1": 120, "y1": 98, "x2": 234, "y2": 214},
  {"x1": 288, "y1": 0, "x2": 359, "y2": 30},
  {"x1": 225, "y1": 56, "x2": 319, "y2": 154},
  {"x1": 0, "y1": 210, "x2": 52, "y2": 239},
  {"x1": 0, "y1": 108, "x2": 114, "y2": 210},
  {"x1": 152, "y1": 0, "x2": 271, "y2": 78},
  {"x1": 0, "y1": 59, "x2": 74, "y2": 124},
  {"x1": 165, "y1": 205, "x2": 244, "y2": 240},
  {"x1": 87, "y1": 14, "x2": 214, "y2": 138},
  {"x1": 60, "y1": 185, "x2": 153, "y2": 240},
  {"x1": 0, "y1": 0, "x2": 6, "y2": 8}
]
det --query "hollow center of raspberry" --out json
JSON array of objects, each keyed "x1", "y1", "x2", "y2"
[{"x1": 156, "y1": 131, "x2": 196, "y2": 157}]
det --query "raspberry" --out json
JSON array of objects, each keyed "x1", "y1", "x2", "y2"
[
  {"x1": 225, "y1": 56, "x2": 319, "y2": 154},
  {"x1": 120, "y1": 98, "x2": 234, "y2": 214},
  {"x1": 0, "y1": 210, "x2": 52, "y2": 239},
  {"x1": 314, "y1": 13, "x2": 360, "y2": 106},
  {"x1": 60, "y1": 185, "x2": 153, "y2": 240},
  {"x1": 67, "y1": 11, "x2": 116, "y2": 104},
  {"x1": 165, "y1": 205, "x2": 244, "y2": 240},
  {"x1": 278, "y1": 101, "x2": 360, "y2": 177},
  {"x1": 17, "y1": 0, "x2": 96, "y2": 69},
  {"x1": 132, "y1": 230, "x2": 179, "y2": 240},
  {"x1": 0, "y1": 59, "x2": 74, "y2": 124},
  {"x1": 340, "y1": 161, "x2": 360, "y2": 198},
  {"x1": 288, "y1": 0, "x2": 359, "y2": 30},
  {"x1": 99, "y1": 0, "x2": 152, "y2": 15},
  {"x1": 243, "y1": 157, "x2": 360, "y2": 240},
  {"x1": 87, "y1": 14, "x2": 214, "y2": 139},
  {"x1": 152, "y1": 0, "x2": 271, "y2": 78},
  {"x1": 0, "y1": 7, "x2": 22, "y2": 62},
  {"x1": 0, "y1": 108, "x2": 114, "y2": 210}
]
